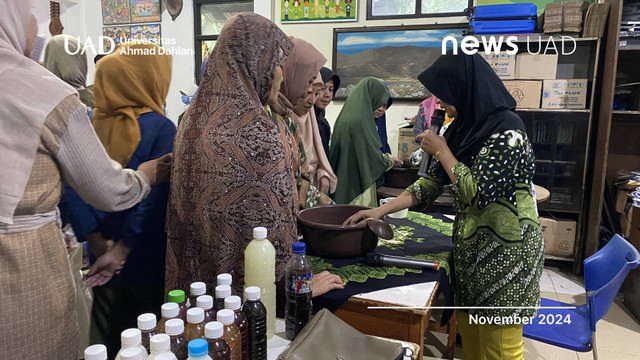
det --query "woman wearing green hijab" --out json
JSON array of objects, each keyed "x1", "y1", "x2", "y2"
[{"x1": 329, "y1": 77, "x2": 401, "y2": 207}]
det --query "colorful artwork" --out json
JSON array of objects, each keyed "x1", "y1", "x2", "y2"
[
  {"x1": 333, "y1": 25, "x2": 466, "y2": 99},
  {"x1": 130, "y1": 0, "x2": 161, "y2": 23},
  {"x1": 102, "y1": 26, "x2": 132, "y2": 53},
  {"x1": 102, "y1": 0, "x2": 132, "y2": 25},
  {"x1": 131, "y1": 23, "x2": 161, "y2": 44},
  {"x1": 281, "y1": 0, "x2": 357, "y2": 22}
]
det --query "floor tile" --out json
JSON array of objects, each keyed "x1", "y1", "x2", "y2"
[
  {"x1": 577, "y1": 349, "x2": 640, "y2": 360},
  {"x1": 540, "y1": 270, "x2": 556, "y2": 294},
  {"x1": 591, "y1": 301, "x2": 640, "y2": 356},
  {"x1": 549, "y1": 270, "x2": 585, "y2": 296},
  {"x1": 523, "y1": 337, "x2": 579, "y2": 360}
]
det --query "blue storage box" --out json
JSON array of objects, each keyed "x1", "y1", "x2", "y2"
[{"x1": 464, "y1": 4, "x2": 538, "y2": 35}]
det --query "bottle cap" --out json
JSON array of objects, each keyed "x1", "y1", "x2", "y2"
[
  {"x1": 224, "y1": 295, "x2": 242, "y2": 311},
  {"x1": 292, "y1": 242, "x2": 306, "y2": 255},
  {"x1": 121, "y1": 328, "x2": 142, "y2": 347},
  {"x1": 244, "y1": 286, "x2": 261, "y2": 301},
  {"x1": 216, "y1": 309, "x2": 235, "y2": 325},
  {"x1": 204, "y1": 321, "x2": 224, "y2": 339},
  {"x1": 84, "y1": 344, "x2": 107, "y2": 360},
  {"x1": 161, "y1": 302, "x2": 180, "y2": 318},
  {"x1": 188, "y1": 338, "x2": 209, "y2": 358},
  {"x1": 217, "y1": 273, "x2": 232, "y2": 286},
  {"x1": 150, "y1": 333, "x2": 171, "y2": 353},
  {"x1": 196, "y1": 295, "x2": 214, "y2": 310},
  {"x1": 253, "y1": 227, "x2": 268, "y2": 239},
  {"x1": 119, "y1": 347, "x2": 143, "y2": 360},
  {"x1": 190, "y1": 282, "x2": 207, "y2": 296},
  {"x1": 165, "y1": 318, "x2": 184, "y2": 336},
  {"x1": 215, "y1": 285, "x2": 231, "y2": 299},
  {"x1": 187, "y1": 307, "x2": 205, "y2": 324},
  {"x1": 137, "y1": 313, "x2": 156, "y2": 331},
  {"x1": 155, "y1": 354, "x2": 177, "y2": 360},
  {"x1": 168, "y1": 290, "x2": 186, "y2": 304}
]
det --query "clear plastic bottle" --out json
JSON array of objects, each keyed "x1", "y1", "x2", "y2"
[
  {"x1": 204, "y1": 322, "x2": 231, "y2": 360},
  {"x1": 284, "y1": 242, "x2": 313, "y2": 341},
  {"x1": 187, "y1": 338, "x2": 213, "y2": 360},
  {"x1": 119, "y1": 347, "x2": 144, "y2": 360},
  {"x1": 168, "y1": 290, "x2": 189, "y2": 322},
  {"x1": 138, "y1": 313, "x2": 158, "y2": 353},
  {"x1": 115, "y1": 328, "x2": 149, "y2": 360},
  {"x1": 224, "y1": 296, "x2": 249, "y2": 360},
  {"x1": 165, "y1": 318, "x2": 189, "y2": 360},
  {"x1": 242, "y1": 287, "x2": 267, "y2": 360},
  {"x1": 243, "y1": 227, "x2": 276, "y2": 339},
  {"x1": 147, "y1": 334, "x2": 178, "y2": 360},
  {"x1": 217, "y1": 274, "x2": 233, "y2": 289},
  {"x1": 189, "y1": 282, "x2": 207, "y2": 308},
  {"x1": 215, "y1": 285, "x2": 231, "y2": 312},
  {"x1": 158, "y1": 302, "x2": 180, "y2": 334},
  {"x1": 197, "y1": 295, "x2": 216, "y2": 324},
  {"x1": 185, "y1": 307, "x2": 206, "y2": 341},
  {"x1": 217, "y1": 309, "x2": 242, "y2": 360},
  {"x1": 84, "y1": 344, "x2": 108, "y2": 360}
]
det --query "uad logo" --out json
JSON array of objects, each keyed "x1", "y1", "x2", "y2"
[{"x1": 63, "y1": 36, "x2": 120, "y2": 56}]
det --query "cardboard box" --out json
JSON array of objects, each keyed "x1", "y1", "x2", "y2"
[
  {"x1": 617, "y1": 190, "x2": 631, "y2": 214},
  {"x1": 540, "y1": 216, "x2": 576, "y2": 257},
  {"x1": 482, "y1": 53, "x2": 516, "y2": 79},
  {"x1": 515, "y1": 54, "x2": 558, "y2": 79},
  {"x1": 542, "y1": 79, "x2": 588, "y2": 109},
  {"x1": 503, "y1": 81, "x2": 542, "y2": 109},
  {"x1": 397, "y1": 127, "x2": 420, "y2": 160}
]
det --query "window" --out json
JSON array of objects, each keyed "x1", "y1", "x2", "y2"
[
  {"x1": 194, "y1": 0, "x2": 253, "y2": 82},
  {"x1": 367, "y1": 0, "x2": 472, "y2": 20}
]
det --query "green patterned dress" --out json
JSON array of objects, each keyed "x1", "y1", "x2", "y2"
[{"x1": 407, "y1": 129, "x2": 544, "y2": 319}]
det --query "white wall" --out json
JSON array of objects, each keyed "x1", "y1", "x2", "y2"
[{"x1": 274, "y1": 1, "x2": 466, "y2": 156}]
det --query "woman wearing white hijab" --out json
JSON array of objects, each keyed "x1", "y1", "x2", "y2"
[{"x1": 0, "y1": 1, "x2": 169, "y2": 358}]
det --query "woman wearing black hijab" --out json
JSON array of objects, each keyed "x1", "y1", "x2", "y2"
[
  {"x1": 346, "y1": 53, "x2": 543, "y2": 360},
  {"x1": 314, "y1": 67, "x2": 340, "y2": 159}
]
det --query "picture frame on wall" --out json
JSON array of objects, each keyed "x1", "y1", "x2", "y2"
[
  {"x1": 130, "y1": 0, "x2": 162, "y2": 23},
  {"x1": 333, "y1": 24, "x2": 466, "y2": 100},
  {"x1": 102, "y1": 26, "x2": 132, "y2": 52},
  {"x1": 281, "y1": 0, "x2": 358, "y2": 23},
  {"x1": 131, "y1": 23, "x2": 161, "y2": 44},
  {"x1": 102, "y1": 0, "x2": 132, "y2": 25}
]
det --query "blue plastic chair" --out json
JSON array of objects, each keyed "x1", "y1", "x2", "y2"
[{"x1": 523, "y1": 234, "x2": 640, "y2": 359}]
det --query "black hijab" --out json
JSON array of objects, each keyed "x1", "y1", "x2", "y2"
[
  {"x1": 417, "y1": 53, "x2": 525, "y2": 184},
  {"x1": 315, "y1": 67, "x2": 342, "y2": 159}
]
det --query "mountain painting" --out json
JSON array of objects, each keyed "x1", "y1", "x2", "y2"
[{"x1": 334, "y1": 27, "x2": 464, "y2": 99}]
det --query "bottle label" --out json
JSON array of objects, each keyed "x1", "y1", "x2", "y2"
[{"x1": 288, "y1": 274, "x2": 312, "y2": 294}]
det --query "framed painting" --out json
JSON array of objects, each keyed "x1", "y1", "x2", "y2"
[
  {"x1": 281, "y1": 0, "x2": 358, "y2": 23},
  {"x1": 102, "y1": 0, "x2": 132, "y2": 25},
  {"x1": 333, "y1": 24, "x2": 466, "y2": 100},
  {"x1": 102, "y1": 26, "x2": 132, "y2": 53},
  {"x1": 130, "y1": 0, "x2": 162, "y2": 23},
  {"x1": 131, "y1": 23, "x2": 161, "y2": 44}
]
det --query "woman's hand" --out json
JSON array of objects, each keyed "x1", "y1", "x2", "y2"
[
  {"x1": 417, "y1": 130, "x2": 449, "y2": 157},
  {"x1": 392, "y1": 157, "x2": 403, "y2": 168},
  {"x1": 86, "y1": 232, "x2": 114, "y2": 258},
  {"x1": 318, "y1": 176, "x2": 330, "y2": 194},
  {"x1": 138, "y1": 153, "x2": 172, "y2": 186},
  {"x1": 83, "y1": 241, "x2": 130, "y2": 287},
  {"x1": 343, "y1": 208, "x2": 384, "y2": 225},
  {"x1": 311, "y1": 271, "x2": 344, "y2": 298}
]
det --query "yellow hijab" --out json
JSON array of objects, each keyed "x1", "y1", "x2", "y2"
[{"x1": 93, "y1": 43, "x2": 172, "y2": 166}]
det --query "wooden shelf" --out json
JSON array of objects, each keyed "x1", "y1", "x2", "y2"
[
  {"x1": 612, "y1": 110, "x2": 640, "y2": 115},
  {"x1": 545, "y1": 254, "x2": 575, "y2": 262},
  {"x1": 516, "y1": 108, "x2": 591, "y2": 113},
  {"x1": 619, "y1": 45, "x2": 640, "y2": 51}
]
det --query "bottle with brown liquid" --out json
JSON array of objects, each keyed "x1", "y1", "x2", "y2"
[
  {"x1": 165, "y1": 319, "x2": 189, "y2": 360},
  {"x1": 224, "y1": 296, "x2": 248, "y2": 360},
  {"x1": 197, "y1": 295, "x2": 216, "y2": 323},
  {"x1": 217, "y1": 273, "x2": 236, "y2": 295},
  {"x1": 204, "y1": 322, "x2": 231, "y2": 360},
  {"x1": 168, "y1": 290, "x2": 188, "y2": 322},
  {"x1": 242, "y1": 287, "x2": 267, "y2": 360},
  {"x1": 217, "y1": 309, "x2": 242, "y2": 360},
  {"x1": 185, "y1": 307, "x2": 206, "y2": 341},
  {"x1": 138, "y1": 313, "x2": 158, "y2": 354},
  {"x1": 158, "y1": 302, "x2": 180, "y2": 334},
  {"x1": 189, "y1": 282, "x2": 207, "y2": 308},
  {"x1": 215, "y1": 285, "x2": 231, "y2": 311}
]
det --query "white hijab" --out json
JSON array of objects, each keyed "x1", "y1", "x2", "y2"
[{"x1": 0, "y1": 0, "x2": 75, "y2": 224}]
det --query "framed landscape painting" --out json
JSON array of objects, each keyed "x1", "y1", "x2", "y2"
[{"x1": 333, "y1": 24, "x2": 466, "y2": 99}]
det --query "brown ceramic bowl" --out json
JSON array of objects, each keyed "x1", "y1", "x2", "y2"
[
  {"x1": 384, "y1": 167, "x2": 419, "y2": 189},
  {"x1": 297, "y1": 205, "x2": 379, "y2": 258}
]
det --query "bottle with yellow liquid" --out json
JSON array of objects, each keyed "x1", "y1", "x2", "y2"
[{"x1": 243, "y1": 227, "x2": 276, "y2": 339}]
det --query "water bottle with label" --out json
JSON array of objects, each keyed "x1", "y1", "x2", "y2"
[{"x1": 284, "y1": 242, "x2": 312, "y2": 340}]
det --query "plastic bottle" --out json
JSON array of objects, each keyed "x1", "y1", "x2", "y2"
[
  {"x1": 215, "y1": 285, "x2": 231, "y2": 312},
  {"x1": 138, "y1": 313, "x2": 158, "y2": 353},
  {"x1": 224, "y1": 296, "x2": 249, "y2": 360},
  {"x1": 84, "y1": 344, "x2": 108, "y2": 360},
  {"x1": 217, "y1": 309, "x2": 242, "y2": 360},
  {"x1": 189, "y1": 282, "x2": 207, "y2": 308},
  {"x1": 197, "y1": 295, "x2": 216, "y2": 323},
  {"x1": 165, "y1": 318, "x2": 189, "y2": 360},
  {"x1": 185, "y1": 307, "x2": 206, "y2": 341},
  {"x1": 119, "y1": 347, "x2": 144, "y2": 360},
  {"x1": 169, "y1": 290, "x2": 189, "y2": 322},
  {"x1": 243, "y1": 227, "x2": 276, "y2": 339},
  {"x1": 284, "y1": 242, "x2": 313, "y2": 340},
  {"x1": 147, "y1": 334, "x2": 178, "y2": 360},
  {"x1": 217, "y1": 274, "x2": 233, "y2": 288},
  {"x1": 242, "y1": 287, "x2": 267, "y2": 360},
  {"x1": 188, "y1": 338, "x2": 213, "y2": 360},
  {"x1": 204, "y1": 322, "x2": 231, "y2": 360},
  {"x1": 156, "y1": 353, "x2": 180, "y2": 360},
  {"x1": 115, "y1": 328, "x2": 149, "y2": 360},
  {"x1": 158, "y1": 302, "x2": 180, "y2": 334}
]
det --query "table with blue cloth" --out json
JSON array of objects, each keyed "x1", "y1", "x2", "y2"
[{"x1": 309, "y1": 211, "x2": 456, "y2": 359}]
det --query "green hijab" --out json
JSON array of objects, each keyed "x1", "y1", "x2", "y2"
[{"x1": 330, "y1": 77, "x2": 391, "y2": 204}]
